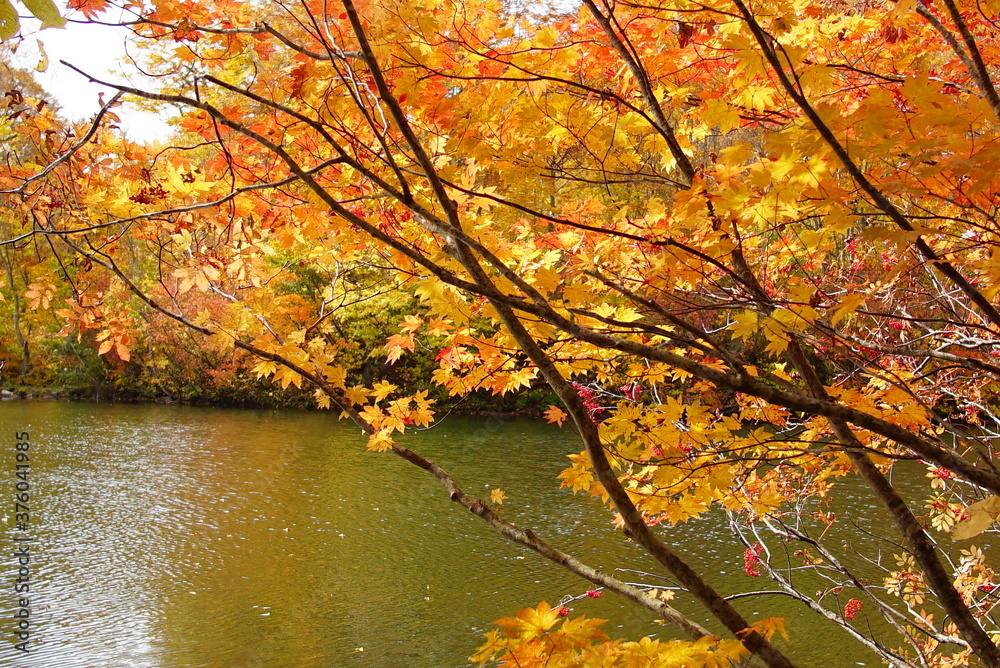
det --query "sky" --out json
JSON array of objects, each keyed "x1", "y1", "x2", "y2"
[{"x1": 9, "y1": 4, "x2": 174, "y2": 142}]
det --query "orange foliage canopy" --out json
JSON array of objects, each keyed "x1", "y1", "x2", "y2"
[{"x1": 4, "y1": 0, "x2": 1000, "y2": 665}]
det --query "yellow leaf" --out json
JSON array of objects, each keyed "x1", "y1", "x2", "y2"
[
  {"x1": 252, "y1": 359, "x2": 278, "y2": 379},
  {"x1": 952, "y1": 496, "x2": 1000, "y2": 540},
  {"x1": 367, "y1": 430, "x2": 394, "y2": 452},
  {"x1": 703, "y1": 99, "x2": 741, "y2": 134},
  {"x1": 314, "y1": 391, "x2": 331, "y2": 409},
  {"x1": 762, "y1": 318, "x2": 789, "y2": 355},
  {"x1": 344, "y1": 385, "x2": 370, "y2": 405},
  {"x1": 35, "y1": 38, "x2": 48, "y2": 72},
  {"x1": 730, "y1": 311, "x2": 759, "y2": 340},
  {"x1": 832, "y1": 293, "x2": 865, "y2": 326},
  {"x1": 495, "y1": 601, "x2": 560, "y2": 640},
  {"x1": 490, "y1": 488, "x2": 506, "y2": 505},
  {"x1": 371, "y1": 380, "x2": 397, "y2": 402}
]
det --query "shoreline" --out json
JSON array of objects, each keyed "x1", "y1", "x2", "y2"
[{"x1": 0, "y1": 385, "x2": 546, "y2": 417}]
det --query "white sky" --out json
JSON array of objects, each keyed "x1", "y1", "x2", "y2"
[{"x1": 9, "y1": 3, "x2": 174, "y2": 142}]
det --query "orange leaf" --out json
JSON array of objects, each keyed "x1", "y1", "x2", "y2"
[{"x1": 544, "y1": 405, "x2": 568, "y2": 427}]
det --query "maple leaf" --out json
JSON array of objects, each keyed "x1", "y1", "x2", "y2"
[
  {"x1": 370, "y1": 381, "x2": 397, "y2": 402},
  {"x1": 832, "y1": 293, "x2": 866, "y2": 326},
  {"x1": 314, "y1": 389, "x2": 331, "y2": 409},
  {"x1": 555, "y1": 614, "x2": 608, "y2": 646},
  {"x1": 367, "y1": 430, "x2": 394, "y2": 453},
  {"x1": 252, "y1": 359, "x2": 278, "y2": 379},
  {"x1": 344, "y1": 385, "x2": 370, "y2": 405},
  {"x1": 544, "y1": 405, "x2": 568, "y2": 427},
  {"x1": 384, "y1": 333, "x2": 415, "y2": 364},
  {"x1": 67, "y1": 0, "x2": 110, "y2": 20},
  {"x1": 489, "y1": 488, "x2": 506, "y2": 505},
  {"x1": 747, "y1": 617, "x2": 789, "y2": 641},
  {"x1": 730, "y1": 311, "x2": 759, "y2": 341},
  {"x1": 495, "y1": 602, "x2": 560, "y2": 640},
  {"x1": 399, "y1": 314, "x2": 423, "y2": 333},
  {"x1": 426, "y1": 317, "x2": 452, "y2": 336}
]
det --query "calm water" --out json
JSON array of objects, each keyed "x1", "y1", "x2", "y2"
[{"x1": 0, "y1": 401, "x2": 945, "y2": 667}]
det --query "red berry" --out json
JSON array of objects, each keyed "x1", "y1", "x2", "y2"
[{"x1": 744, "y1": 543, "x2": 764, "y2": 577}]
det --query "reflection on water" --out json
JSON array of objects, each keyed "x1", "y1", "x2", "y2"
[{"x1": 0, "y1": 401, "x2": 922, "y2": 666}]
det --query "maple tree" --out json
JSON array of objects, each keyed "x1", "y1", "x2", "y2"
[{"x1": 4, "y1": 0, "x2": 1000, "y2": 665}]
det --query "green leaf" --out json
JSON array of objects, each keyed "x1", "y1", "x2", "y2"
[
  {"x1": 0, "y1": 0, "x2": 20, "y2": 41},
  {"x1": 20, "y1": 0, "x2": 65, "y2": 29}
]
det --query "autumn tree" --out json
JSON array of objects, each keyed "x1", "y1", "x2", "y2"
[
  {"x1": 0, "y1": 54, "x2": 72, "y2": 381},
  {"x1": 6, "y1": 0, "x2": 1000, "y2": 665}
]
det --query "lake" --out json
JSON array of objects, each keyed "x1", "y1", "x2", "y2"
[{"x1": 0, "y1": 401, "x2": 929, "y2": 666}]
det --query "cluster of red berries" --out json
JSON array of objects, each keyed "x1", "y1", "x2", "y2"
[
  {"x1": 744, "y1": 543, "x2": 764, "y2": 577},
  {"x1": 129, "y1": 184, "x2": 169, "y2": 205},
  {"x1": 620, "y1": 382, "x2": 642, "y2": 402},
  {"x1": 844, "y1": 598, "x2": 864, "y2": 621},
  {"x1": 557, "y1": 606, "x2": 571, "y2": 616},
  {"x1": 845, "y1": 237, "x2": 866, "y2": 272},
  {"x1": 586, "y1": 590, "x2": 601, "y2": 598},
  {"x1": 571, "y1": 382, "x2": 603, "y2": 418}
]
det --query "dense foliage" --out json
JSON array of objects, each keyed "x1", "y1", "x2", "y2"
[{"x1": 3, "y1": 0, "x2": 1000, "y2": 665}]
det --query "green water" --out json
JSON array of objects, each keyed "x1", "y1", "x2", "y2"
[{"x1": 0, "y1": 401, "x2": 935, "y2": 666}]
